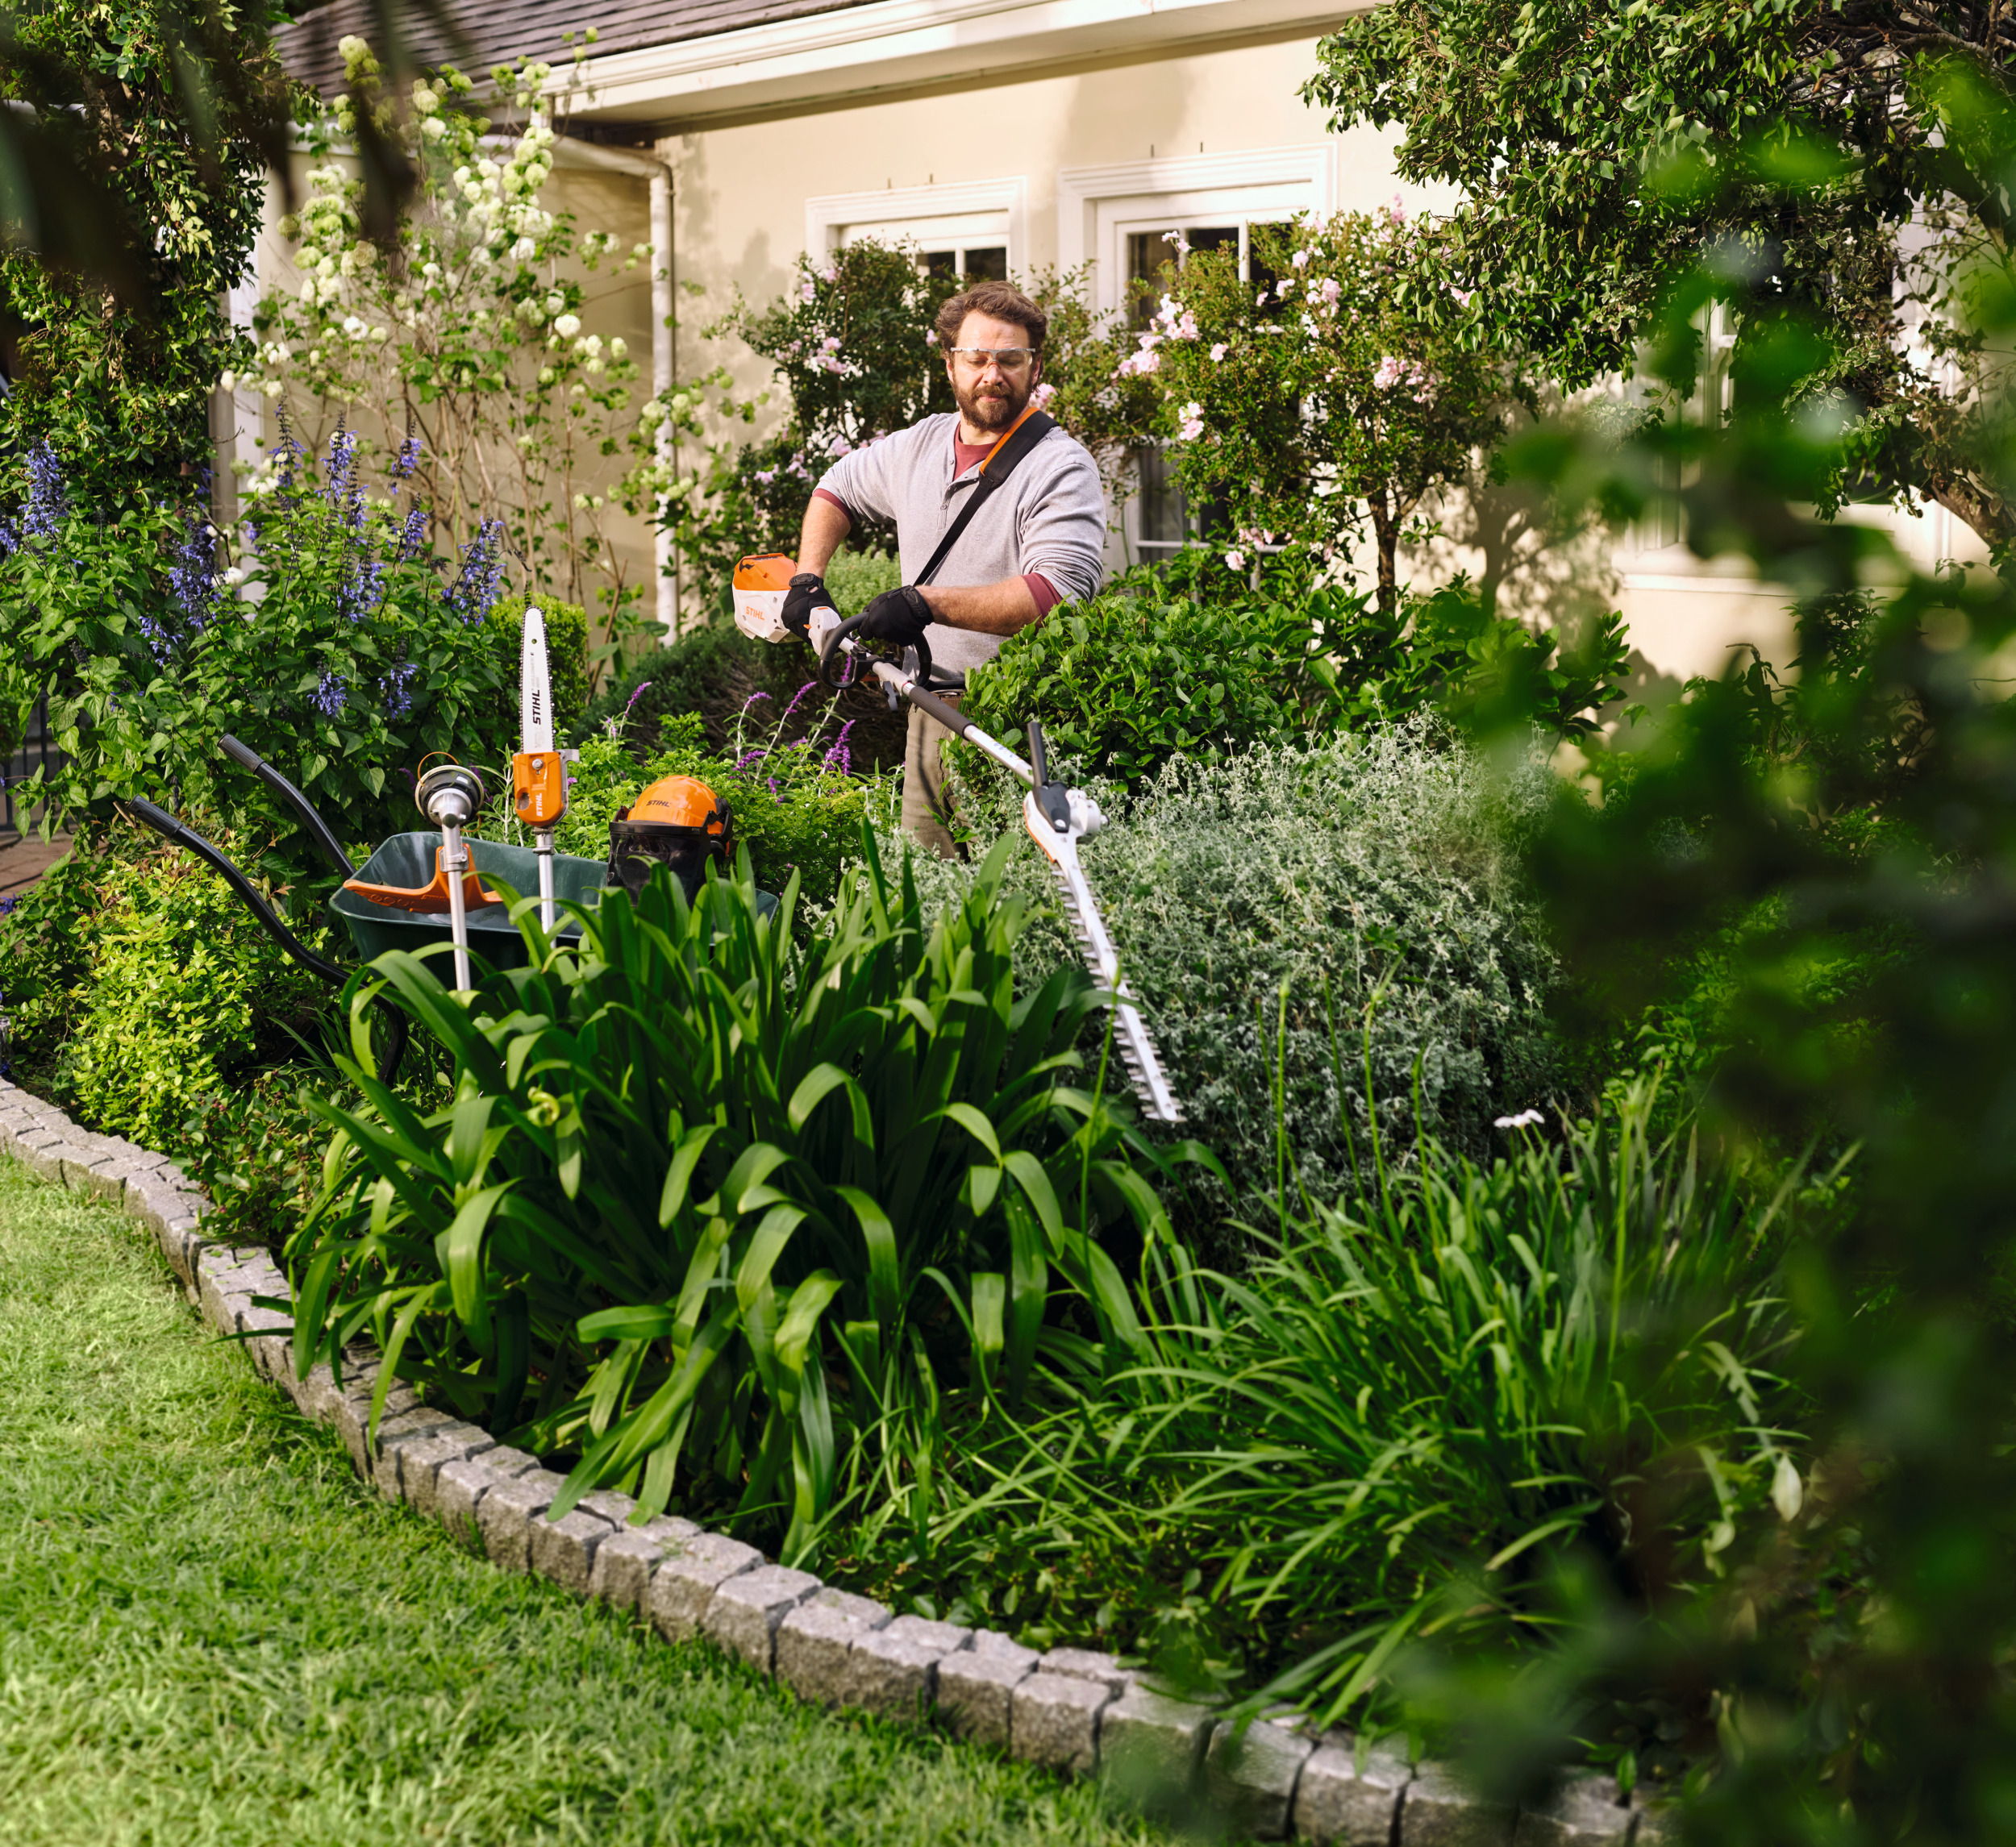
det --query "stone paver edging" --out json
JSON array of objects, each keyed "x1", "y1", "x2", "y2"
[{"x1": 0, "y1": 1075, "x2": 1674, "y2": 1845}]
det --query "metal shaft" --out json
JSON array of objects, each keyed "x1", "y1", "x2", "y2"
[
  {"x1": 441, "y1": 822, "x2": 473, "y2": 992},
  {"x1": 845, "y1": 640, "x2": 1034, "y2": 785},
  {"x1": 535, "y1": 829, "x2": 556, "y2": 931}
]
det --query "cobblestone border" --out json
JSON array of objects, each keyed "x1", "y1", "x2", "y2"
[{"x1": 0, "y1": 1074, "x2": 1674, "y2": 1845}]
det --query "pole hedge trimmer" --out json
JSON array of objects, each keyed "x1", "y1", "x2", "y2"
[{"x1": 732, "y1": 554, "x2": 1183, "y2": 1125}]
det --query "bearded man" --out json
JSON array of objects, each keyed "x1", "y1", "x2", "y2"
[{"x1": 783, "y1": 278, "x2": 1106, "y2": 855}]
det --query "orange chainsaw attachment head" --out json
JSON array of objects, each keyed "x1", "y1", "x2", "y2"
[
  {"x1": 513, "y1": 750, "x2": 568, "y2": 828},
  {"x1": 343, "y1": 849, "x2": 504, "y2": 916},
  {"x1": 605, "y1": 774, "x2": 733, "y2": 898}
]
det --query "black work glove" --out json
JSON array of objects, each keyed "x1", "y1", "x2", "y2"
[
  {"x1": 781, "y1": 572, "x2": 831, "y2": 639},
  {"x1": 857, "y1": 584, "x2": 935, "y2": 647}
]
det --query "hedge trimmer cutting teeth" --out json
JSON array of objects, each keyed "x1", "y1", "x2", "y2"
[{"x1": 1021, "y1": 720, "x2": 1183, "y2": 1124}]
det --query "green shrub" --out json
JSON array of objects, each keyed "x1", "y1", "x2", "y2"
[
  {"x1": 518, "y1": 719, "x2": 873, "y2": 913},
  {"x1": 960, "y1": 576, "x2": 1627, "y2": 792},
  {"x1": 0, "y1": 839, "x2": 105, "y2": 1089},
  {"x1": 10, "y1": 833, "x2": 329, "y2": 1153},
  {"x1": 916, "y1": 724, "x2": 1559, "y2": 1234},
  {"x1": 962, "y1": 584, "x2": 1343, "y2": 786},
  {"x1": 177, "y1": 1064, "x2": 349, "y2": 1251},
  {"x1": 289, "y1": 839, "x2": 1183, "y2": 1562},
  {"x1": 821, "y1": 547, "x2": 904, "y2": 614}
]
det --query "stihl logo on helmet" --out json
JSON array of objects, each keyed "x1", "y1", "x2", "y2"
[{"x1": 605, "y1": 774, "x2": 734, "y2": 899}]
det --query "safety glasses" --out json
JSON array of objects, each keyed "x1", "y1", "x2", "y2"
[{"x1": 948, "y1": 347, "x2": 1038, "y2": 373}]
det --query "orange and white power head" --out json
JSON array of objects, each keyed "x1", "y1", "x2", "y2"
[
  {"x1": 514, "y1": 603, "x2": 569, "y2": 828},
  {"x1": 734, "y1": 553, "x2": 797, "y2": 643}
]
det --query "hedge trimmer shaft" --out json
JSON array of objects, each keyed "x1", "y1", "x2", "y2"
[
  {"x1": 1021, "y1": 720, "x2": 1183, "y2": 1124},
  {"x1": 815, "y1": 615, "x2": 1183, "y2": 1124}
]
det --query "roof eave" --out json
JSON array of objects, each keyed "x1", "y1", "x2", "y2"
[{"x1": 567, "y1": 0, "x2": 1369, "y2": 128}]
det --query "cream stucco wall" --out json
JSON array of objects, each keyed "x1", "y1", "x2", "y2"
[{"x1": 230, "y1": 27, "x2": 1979, "y2": 689}]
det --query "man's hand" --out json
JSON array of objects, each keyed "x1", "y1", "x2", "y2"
[
  {"x1": 858, "y1": 584, "x2": 935, "y2": 647},
  {"x1": 781, "y1": 573, "x2": 832, "y2": 639}
]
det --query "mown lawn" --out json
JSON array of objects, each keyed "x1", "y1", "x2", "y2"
[{"x1": 0, "y1": 1156, "x2": 1168, "y2": 1847}]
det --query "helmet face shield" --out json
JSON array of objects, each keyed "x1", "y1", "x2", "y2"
[{"x1": 604, "y1": 823, "x2": 724, "y2": 900}]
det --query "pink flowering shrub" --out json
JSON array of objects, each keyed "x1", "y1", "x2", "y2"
[{"x1": 1148, "y1": 210, "x2": 1529, "y2": 609}]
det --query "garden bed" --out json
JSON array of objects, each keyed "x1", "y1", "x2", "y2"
[{"x1": 0, "y1": 1072, "x2": 1660, "y2": 1847}]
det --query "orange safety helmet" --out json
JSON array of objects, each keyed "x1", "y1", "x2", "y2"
[{"x1": 605, "y1": 774, "x2": 734, "y2": 900}]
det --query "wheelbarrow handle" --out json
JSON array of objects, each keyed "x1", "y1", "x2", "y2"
[
  {"x1": 219, "y1": 734, "x2": 356, "y2": 880},
  {"x1": 124, "y1": 798, "x2": 351, "y2": 987}
]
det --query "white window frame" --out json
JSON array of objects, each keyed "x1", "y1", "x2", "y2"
[
  {"x1": 805, "y1": 177, "x2": 1027, "y2": 268},
  {"x1": 1056, "y1": 146, "x2": 1336, "y2": 317},
  {"x1": 1057, "y1": 148, "x2": 1334, "y2": 562}
]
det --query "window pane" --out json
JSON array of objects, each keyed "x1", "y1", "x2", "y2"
[
  {"x1": 1188, "y1": 225, "x2": 1239, "y2": 259},
  {"x1": 962, "y1": 246, "x2": 1007, "y2": 282},
  {"x1": 1135, "y1": 443, "x2": 1189, "y2": 547},
  {"x1": 923, "y1": 249, "x2": 959, "y2": 283}
]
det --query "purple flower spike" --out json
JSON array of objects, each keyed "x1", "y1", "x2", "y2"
[
  {"x1": 23, "y1": 439, "x2": 66, "y2": 538},
  {"x1": 391, "y1": 431, "x2": 423, "y2": 481},
  {"x1": 169, "y1": 514, "x2": 219, "y2": 630},
  {"x1": 310, "y1": 671, "x2": 348, "y2": 717},
  {"x1": 381, "y1": 663, "x2": 417, "y2": 719},
  {"x1": 444, "y1": 518, "x2": 506, "y2": 625},
  {"x1": 396, "y1": 503, "x2": 428, "y2": 562}
]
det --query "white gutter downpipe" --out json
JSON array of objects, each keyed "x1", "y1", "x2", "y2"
[
  {"x1": 650, "y1": 157, "x2": 677, "y2": 639},
  {"x1": 548, "y1": 135, "x2": 678, "y2": 637}
]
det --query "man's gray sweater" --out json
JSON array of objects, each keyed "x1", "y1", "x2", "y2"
[{"x1": 814, "y1": 412, "x2": 1106, "y2": 674}]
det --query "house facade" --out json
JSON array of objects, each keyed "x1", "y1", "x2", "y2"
[{"x1": 265, "y1": 0, "x2": 1976, "y2": 687}]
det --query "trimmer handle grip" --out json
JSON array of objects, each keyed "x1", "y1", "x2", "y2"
[
  {"x1": 218, "y1": 731, "x2": 357, "y2": 879},
  {"x1": 817, "y1": 614, "x2": 935, "y2": 693}
]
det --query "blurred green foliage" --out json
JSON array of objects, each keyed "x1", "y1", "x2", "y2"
[{"x1": 1403, "y1": 225, "x2": 2016, "y2": 1847}]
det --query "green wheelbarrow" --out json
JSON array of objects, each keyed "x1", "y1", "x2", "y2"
[{"x1": 124, "y1": 737, "x2": 611, "y2": 1083}]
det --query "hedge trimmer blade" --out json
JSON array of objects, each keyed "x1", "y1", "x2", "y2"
[{"x1": 1022, "y1": 791, "x2": 1183, "y2": 1125}]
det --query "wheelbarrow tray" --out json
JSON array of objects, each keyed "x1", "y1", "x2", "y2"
[{"x1": 332, "y1": 831, "x2": 610, "y2": 969}]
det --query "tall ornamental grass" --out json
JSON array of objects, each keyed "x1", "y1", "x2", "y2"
[
  {"x1": 839, "y1": 1084, "x2": 1814, "y2": 1745},
  {"x1": 1153, "y1": 1087, "x2": 1811, "y2": 1731}
]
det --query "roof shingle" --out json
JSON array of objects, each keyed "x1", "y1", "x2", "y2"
[{"x1": 274, "y1": 0, "x2": 878, "y2": 100}]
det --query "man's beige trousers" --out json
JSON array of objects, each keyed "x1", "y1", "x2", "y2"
[{"x1": 902, "y1": 696, "x2": 961, "y2": 859}]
